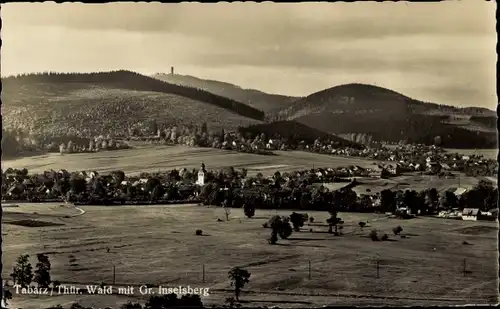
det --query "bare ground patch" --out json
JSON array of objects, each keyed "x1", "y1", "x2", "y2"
[
  {"x1": 454, "y1": 226, "x2": 498, "y2": 235},
  {"x1": 4, "y1": 219, "x2": 65, "y2": 227}
]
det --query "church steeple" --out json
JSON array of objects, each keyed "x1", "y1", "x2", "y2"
[{"x1": 197, "y1": 162, "x2": 207, "y2": 186}]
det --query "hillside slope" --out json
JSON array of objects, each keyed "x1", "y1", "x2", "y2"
[
  {"x1": 276, "y1": 83, "x2": 497, "y2": 149},
  {"x1": 153, "y1": 73, "x2": 299, "y2": 113},
  {"x1": 1, "y1": 71, "x2": 263, "y2": 137},
  {"x1": 238, "y1": 121, "x2": 363, "y2": 149}
]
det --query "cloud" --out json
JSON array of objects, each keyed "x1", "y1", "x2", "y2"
[
  {"x1": 3, "y1": 2, "x2": 495, "y2": 42},
  {"x1": 1, "y1": 2, "x2": 496, "y2": 108}
]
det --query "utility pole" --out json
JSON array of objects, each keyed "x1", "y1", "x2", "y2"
[
  {"x1": 202, "y1": 264, "x2": 205, "y2": 283},
  {"x1": 113, "y1": 265, "x2": 116, "y2": 285},
  {"x1": 376, "y1": 260, "x2": 380, "y2": 279},
  {"x1": 308, "y1": 260, "x2": 311, "y2": 280},
  {"x1": 463, "y1": 258, "x2": 466, "y2": 277}
]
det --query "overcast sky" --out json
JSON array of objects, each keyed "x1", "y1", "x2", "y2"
[{"x1": 1, "y1": 1, "x2": 497, "y2": 108}]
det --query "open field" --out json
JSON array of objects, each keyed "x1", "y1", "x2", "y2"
[
  {"x1": 444, "y1": 148, "x2": 498, "y2": 160},
  {"x1": 2, "y1": 204, "x2": 498, "y2": 308},
  {"x1": 2, "y1": 145, "x2": 385, "y2": 177}
]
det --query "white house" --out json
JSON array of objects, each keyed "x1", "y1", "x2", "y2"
[
  {"x1": 453, "y1": 188, "x2": 467, "y2": 197},
  {"x1": 462, "y1": 208, "x2": 480, "y2": 221}
]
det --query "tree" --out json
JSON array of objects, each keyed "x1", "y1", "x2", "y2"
[
  {"x1": 111, "y1": 170, "x2": 126, "y2": 185},
  {"x1": 67, "y1": 140, "x2": 74, "y2": 153},
  {"x1": 327, "y1": 206, "x2": 342, "y2": 235},
  {"x1": 11, "y1": 254, "x2": 33, "y2": 288},
  {"x1": 200, "y1": 122, "x2": 208, "y2": 134},
  {"x1": 70, "y1": 176, "x2": 87, "y2": 195},
  {"x1": 426, "y1": 188, "x2": 439, "y2": 214},
  {"x1": 243, "y1": 203, "x2": 255, "y2": 218},
  {"x1": 433, "y1": 135, "x2": 442, "y2": 146},
  {"x1": 121, "y1": 302, "x2": 143, "y2": 309},
  {"x1": 392, "y1": 226, "x2": 403, "y2": 235},
  {"x1": 228, "y1": 267, "x2": 251, "y2": 302},
  {"x1": 358, "y1": 221, "x2": 366, "y2": 232},
  {"x1": 441, "y1": 190, "x2": 458, "y2": 209},
  {"x1": 268, "y1": 230, "x2": 278, "y2": 245},
  {"x1": 34, "y1": 253, "x2": 52, "y2": 288},
  {"x1": 2, "y1": 289, "x2": 12, "y2": 308},
  {"x1": 380, "y1": 189, "x2": 396, "y2": 213},
  {"x1": 289, "y1": 212, "x2": 306, "y2": 232},
  {"x1": 278, "y1": 217, "x2": 293, "y2": 239},
  {"x1": 267, "y1": 215, "x2": 293, "y2": 243}
]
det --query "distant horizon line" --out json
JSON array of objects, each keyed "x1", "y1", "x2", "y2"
[{"x1": 1, "y1": 69, "x2": 495, "y2": 112}]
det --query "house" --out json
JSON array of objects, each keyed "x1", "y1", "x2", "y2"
[
  {"x1": 453, "y1": 187, "x2": 467, "y2": 197},
  {"x1": 461, "y1": 208, "x2": 480, "y2": 221},
  {"x1": 484, "y1": 208, "x2": 499, "y2": 217},
  {"x1": 426, "y1": 162, "x2": 441, "y2": 174},
  {"x1": 7, "y1": 182, "x2": 25, "y2": 197},
  {"x1": 396, "y1": 207, "x2": 411, "y2": 216},
  {"x1": 440, "y1": 163, "x2": 451, "y2": 171}
]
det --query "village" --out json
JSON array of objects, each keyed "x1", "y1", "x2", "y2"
[{"x1": 2, "y1": 153, "x2": 497, "y2": 223}]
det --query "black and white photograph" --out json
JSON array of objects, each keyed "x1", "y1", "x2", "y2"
[{"x1": 1, "y1": 1, "x2": 498, "y2": 308}]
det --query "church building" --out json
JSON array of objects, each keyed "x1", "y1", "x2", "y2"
[{"x1": 196, "y1": 162, "x2": 207, "y2": 186}]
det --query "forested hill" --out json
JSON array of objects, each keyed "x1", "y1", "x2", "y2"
[
  {"x1": 1, "y1": 71, "x2": 264, "y2": 137},
  {"x1": 273, "y1": 83, "x2": 497, "y2": 149},
  {"x1": 153, "y1": 73, "x2": 299, "y2": 113},
  {"x1": 3, "y1": 71, "x2": 265, "y2": 121}
]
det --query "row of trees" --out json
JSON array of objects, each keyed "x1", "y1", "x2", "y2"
[{"x1": 9, "y1": 254, "x2": 54, "y2": 289}]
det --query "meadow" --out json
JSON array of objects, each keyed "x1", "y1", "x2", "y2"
[
  {"x1": 444, "y1": 148, "x2": 498, "y2": 160},
  {"x1": 2, "y1": 145, "x2": 384, "y2": 177},
  {"x1": 2, "y1": 203, "x2": 498, "y2": 308}
]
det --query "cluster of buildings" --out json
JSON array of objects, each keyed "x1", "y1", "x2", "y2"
[{"x1": 438, "y1": 208, "x2": 498, "y2": 221}]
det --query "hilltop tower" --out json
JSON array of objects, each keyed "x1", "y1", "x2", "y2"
[{"x1": 171, "y1": 66, "x2": 174, "y2": 75}]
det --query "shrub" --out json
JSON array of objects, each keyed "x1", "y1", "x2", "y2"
[
  {"x1": 381, "y1": 234, "x2": 389, "y2": 241},
  {"x1": 290, "y1": 212, "x2": 306, "y2": 232},
  {"x1": 243, "y1": 203, "x2": 255, "y2": 218},
  {"x1": 278, "y1": 217, "x2": 293, "y2": 239},
  {"x1": 262, "y1": 222, "x2": 269, "y2": 228},
  {"x1": 268, "y1": 231, "x2": 278, "y2": 244},
  {"x1": 370, "y1": 230, "x2": 379, "y2": 241},
  {"x1": 358, "y1": 222, "x2": 366, "y2": 228},
  {"x1": 309, "y1": 216, "x2": 314, "y2": 223},
  {"x1": 179, "y1": 294, "x2": 204, "y2": 308},
  {"x1": 225, "y1": 297, "x2": 236, "y2": 308},
  {"x1": 121, "y1": 301, "x2": 142, "y2": 309},
  {"x1": 392, "y1": 226, "x2": 403, "y2": 235},
  {"x1": 195, "y1": 229, "x2": 203, "y2": 236},
  {"x1": 70, "y1": 303, "x2": 90, "y2": 309}
]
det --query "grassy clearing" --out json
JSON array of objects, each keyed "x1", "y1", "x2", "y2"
[
  {"x1": 444, "y1": 148, "x2": 498, "y2": 160},
  {"x1": 2, "y1": 145, "x2": 382, "y2": 177},
  {"x1": 3, "y1": 205, "x2": 498, "y2": 308}
]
